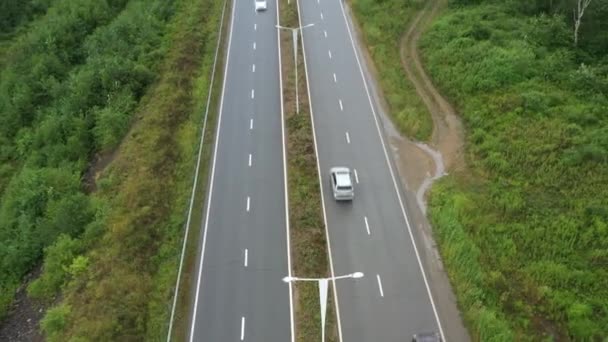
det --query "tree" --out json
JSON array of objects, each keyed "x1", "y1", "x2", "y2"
[{"x1": 573, "y1": 0, "x2": 593, "y2": 45}]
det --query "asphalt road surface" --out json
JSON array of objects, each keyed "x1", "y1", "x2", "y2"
[
  {"x1": 298, "y1": 0, "x2": 446, "y2": 341},
  {"x1": 187, "y1": 0, "x2": 293, "y2": 340}
]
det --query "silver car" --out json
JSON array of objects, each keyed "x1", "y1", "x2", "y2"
[
  {"x1": 255, "y1": 0, "x2": 267, "y2": 11},
  {"x1": 329, "y1": 167, "x2": 354, "y2": 201}
]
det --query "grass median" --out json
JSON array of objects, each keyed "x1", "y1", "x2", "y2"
[{"x1": 278, "y1": 0, "x2": 338, "y2": 340}]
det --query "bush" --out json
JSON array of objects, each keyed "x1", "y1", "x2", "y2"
[
  {"x1": 28, "y1": 235, "x2": 82, "y2": 300},
  {"x1": 40, "y1": 304, "x2": 71, "y2": 342}
]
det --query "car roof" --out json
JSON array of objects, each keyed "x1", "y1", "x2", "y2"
[{"x1": 335, "y1": 172, "x2": 351, "y2": 187}]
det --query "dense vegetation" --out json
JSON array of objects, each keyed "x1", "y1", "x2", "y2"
[
  {"x1": 355, "y1": 0, "x2": 608, "y2": 339},
  {"x1": 0, "y1": 0, "x2": 224, "y2": 338},
  {"x1": 423, "y1": 0, "x2": 608, "y2": 339}
]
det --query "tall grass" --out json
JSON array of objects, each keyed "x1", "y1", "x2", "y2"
[{"x1": 350, "y1": 0, "x2": 432, "y2": 140}]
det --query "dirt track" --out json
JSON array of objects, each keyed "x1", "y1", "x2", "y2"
[{"x1": 400, "y1": 0, "x2": 465, "y2": 176}]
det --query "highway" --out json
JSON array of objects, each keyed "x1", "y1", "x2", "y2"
[
  {"x1": 298, "y1": 0, "x2": 445, "y2": 340},
  {"x1": 187, "y1": 0, "x2": 293, "y2": 340}
]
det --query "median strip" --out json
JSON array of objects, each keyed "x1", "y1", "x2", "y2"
[{"x1": 278, "y1": 0, "x2": 337, "y2": 340}]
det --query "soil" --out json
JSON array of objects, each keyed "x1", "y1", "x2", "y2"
[
  {"x1": 0, "y1": 267, "x2": 45, "y2": 342},
  {"x1": 83, "y1": 149, "x2": 117, "y2": 193},
  {"x1": 396, "y1": 0, "x2": 466, "y2": 211}
]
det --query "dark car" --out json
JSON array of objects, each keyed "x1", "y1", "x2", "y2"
[{"x1": 412, "y1": 332, "x2": 441, "y2": 342}]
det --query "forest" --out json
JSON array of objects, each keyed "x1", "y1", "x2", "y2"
[
  {"x1": 353, "y1": 0, "x2": 607, "y2": 339},
  {"x1": 0, "y1": 0, "x2": 223, "y2": 339}
]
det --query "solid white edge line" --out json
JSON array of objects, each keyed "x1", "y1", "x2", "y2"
[
  {"x1": 276, "y1": 0, "x2": 296, "y2": 339},
  {"x1": 354, "y1": 168, "x2": 359, "y2": 184},
  {"x1": 167, "y1": 0, "x2": 228, "y2": 340},
  {"x1": 339, "y1": 99, "x2": 343, "y2": 111},
  {"x1": 244, "y1": 249, "x2": 248, "y2": 267},
  {"x1": 240, "y1": 316, "x2": 245, "y2": 340},
  {"x1": 188, "y1": 0, "x2": 237, "y2": 340},
  {"x1": 337, "y1": 1, "x2": 446, "y2": 340},
  {"x1": 376, "y1": 274, "x2": 384, "y2": 297},
  {"x1": 296, "y1": 0, "x2": 344, "y2": 340},
  {"x1": 364, "y1": 216, "x2": 370, "y2": 235}
]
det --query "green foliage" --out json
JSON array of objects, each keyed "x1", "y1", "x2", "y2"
[
  {"x1": 40, "y1": 304, "x2": 71, "y2": 342},
  {"x1": 28, "y1": 235, "x2": 82, "y2": 300},
  {"x1": 0, "y1": 0, "x2": 173, "y2": 321},
  {"x1": 30, "y1": 0, "x2": 225, "y2": 338},
  {"x1": 422, "y1": 2, "x2": 608, "y2": 340}
]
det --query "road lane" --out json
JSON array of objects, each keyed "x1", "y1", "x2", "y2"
[
  {"x1": 188, "y1": 0, "x2": 292, "y2": 340},
  {"x1": 298, "y1": 0, "x2": 444, "y2": 340}
]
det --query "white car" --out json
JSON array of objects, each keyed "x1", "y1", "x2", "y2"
[
  {"x1": 329, "y1": 167, "x2": 354, "y2": 201},
  {"x1": 255, "y1": 0, "x2": 267, "y2": 11}
]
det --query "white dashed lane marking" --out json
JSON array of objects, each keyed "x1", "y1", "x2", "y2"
[
  {"x1": 240, "y1": 317, "x2": 245, "y2": 340},
  {"x1": 376, "y1": 274, "x2": 384, "y2": 297}
]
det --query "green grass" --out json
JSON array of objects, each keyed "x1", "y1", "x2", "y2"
[
  {"x1": 32, "y1": 0, "x2": 225, "y2": 339},
  {"x1": 421, "y1": 3, "x2": 608, "y2": 340},
  {"x1": 351, "y1": 0, "x2": 432, "y2": 140}
]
